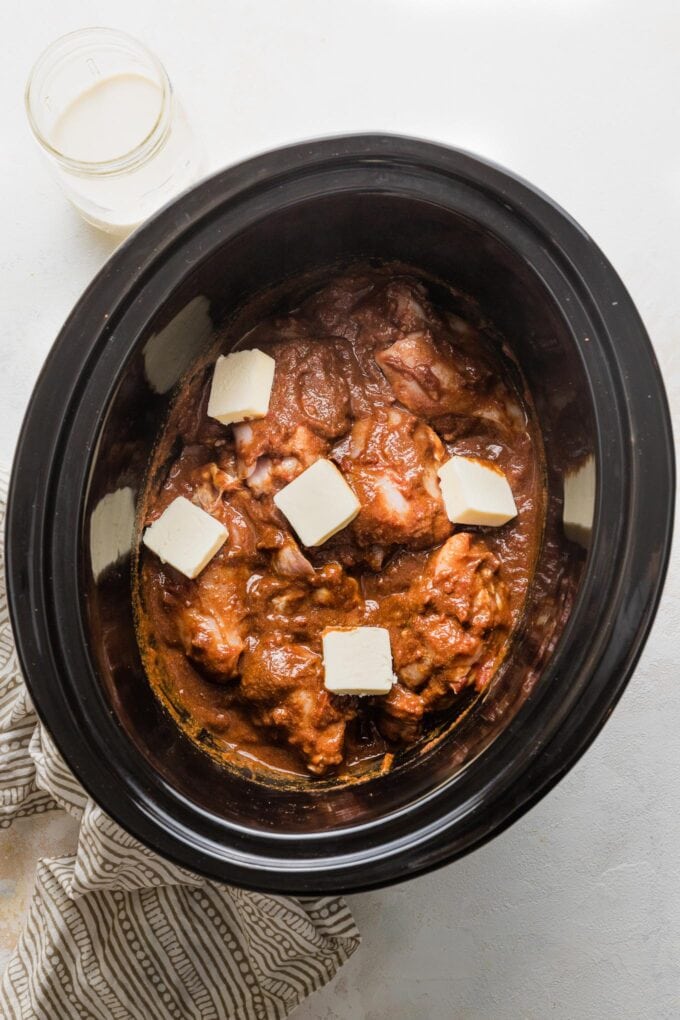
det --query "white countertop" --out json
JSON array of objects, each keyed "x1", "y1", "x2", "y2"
[{"x1": 1, "y1": 2, "x2": 678, "y2": 1017}]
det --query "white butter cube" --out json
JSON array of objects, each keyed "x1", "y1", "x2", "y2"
[
  {"x1": 323, "y1": 627, "x2": 395, "y2": 696},
  {"x1": 273, "y1": 459, "x2": 360, "y2": 547},
  {"x1": 207, "y1": 348, "x2": 276, "y2": 426},
  {"x1": 142, "y1": 496, "x2": 227, "y2": 579},
  {"x1": 437, "y1": 456, "x2": 517, "y2": 527}
]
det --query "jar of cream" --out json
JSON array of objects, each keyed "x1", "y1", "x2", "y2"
[{"x1": 25, "y1": 28, "x2": 202, "y2": 235}]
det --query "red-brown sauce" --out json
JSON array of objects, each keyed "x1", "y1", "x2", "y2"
[{"x1": 135, "y1": 269, "x2": 544, "y2": 781}]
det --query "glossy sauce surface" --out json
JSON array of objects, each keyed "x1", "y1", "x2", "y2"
[{"x1": 136, "y1": 270, "x2": 544, "y2": 781}]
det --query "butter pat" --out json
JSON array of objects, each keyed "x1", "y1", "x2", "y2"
[
  {"x1": 323, "y1": 627, "x2": 395, "y2": 696},
  {"x1": 207, "y1": 348, "x2": 276, "y2": 426},
  {"x1": 273, "y1": 458, "x2": 360, "y2": 547},
  {"x1": 437, "y1": 456, "x2": 517, "y2": 526},
  {"x1": 142, "y1": 496, "x2": 227, "y2": 579}
]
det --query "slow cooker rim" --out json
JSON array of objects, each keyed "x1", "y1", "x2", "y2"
[{"x1": 6, "y1": 135, "x2": 674, "y2": 892}]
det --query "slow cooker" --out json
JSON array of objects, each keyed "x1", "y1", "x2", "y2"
[{"x1": 6, "y1": 136, "x2": 674, "y2": 892}]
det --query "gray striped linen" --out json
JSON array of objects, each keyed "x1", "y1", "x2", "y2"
[{"x1": 0, "y1": 468, "x2": 359, "y2": 1019}]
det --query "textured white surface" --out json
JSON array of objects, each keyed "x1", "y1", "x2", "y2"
[{"x1": 0, "y1": 1, "x2": 678, "y2": 1017}]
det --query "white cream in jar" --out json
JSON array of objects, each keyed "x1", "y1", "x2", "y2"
[{"x1": 26, "y1": 29, "x2": 202, "y2": 235}]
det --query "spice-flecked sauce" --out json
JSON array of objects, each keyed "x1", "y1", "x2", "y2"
[{"x1": 135, "y1": 268, "x2": 545, "y2": 781}]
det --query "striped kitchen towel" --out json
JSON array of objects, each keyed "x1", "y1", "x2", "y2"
[{"x1": 0, "y1": 467, "x2": 360, "y2": 1020}]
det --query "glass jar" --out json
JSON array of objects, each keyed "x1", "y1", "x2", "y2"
[{"x1": 25, "y1": 28, "x2": 202, "y2": 235}]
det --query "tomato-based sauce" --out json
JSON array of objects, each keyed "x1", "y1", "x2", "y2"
[{"x1": 135, "y1": 269, "x2": 544, "y2": 780}]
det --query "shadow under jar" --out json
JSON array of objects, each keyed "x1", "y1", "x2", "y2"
[{"x1": 6, "y1": 137, "x2": 673, "y2": 893}]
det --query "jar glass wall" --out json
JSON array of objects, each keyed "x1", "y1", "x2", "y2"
[{"x1": 25, "y1": 28, "x2": 202, "y2": 234}]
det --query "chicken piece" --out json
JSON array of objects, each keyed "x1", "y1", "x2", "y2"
[
  {"x1": 167, "y1": 448, "x2": 282, "y2": 562},
  {"x1": 381, "y1": 278, "x2": 430, "y2": 333},
  {"x1": 334, "y1": 407, "x2": 452, "y2": 549},
  {"x1": 234, "y1": 422, "x2": 327, "y2": 494},
  {"x1": 178, "y1": 441, "x2": 294, "y2": 557},
  {"x1": 270, "y1": 535, "x2": 316, "y2": 578},
  {"x1": 301, "y1": 274, "x2": 428, "y2": 339},
  {"x1": 198, "y1": 485, "x2": 282, "y2": 562},
  {"x1": 375, "y1": 532, "x2": 511, "y2": 741},
  {"x1": 342, "y1": 276, "x2": 431, "y2": 345},
  {"x1": 295, "y1": 341, "x2": 353, "y2": 438},
  {"x1": 248, "y1": 559, "x2": 363, "y2": 642},
  {"x1": 239, "y1": 637, "x2": 356, "y2": 774},
  {"x1": 375, "y1": 330, "x2": 472, "y2": 417},
  {"x1": 311, "y1": 534, "x2": 388, "y2": 573},
  {"x1": 295, "y1": 276, "x2": 424, "y2": 416},
  {"x1": 193, "y1": 461, "x2": 240, "y2": 513},
  {"x1": 301, "y1": 274, "x2": 378, "y2": 340},
  {"x1": 149, "y1": 444, "x2": 233, "y2": 516},
  {"x1": 378, "y1": 683, "x2": 425, "y2": 744},
  {"x1": 428, "y1": 533, "x2": 510, "y2": 632},
  {"x1": 427, "y1": 412, "x2": 511, "y2": 447},
  {"x1": 232, "y1": 339, "x2": 351, "y2": 477},
  {"x1": 170, "y1": 560, "x2": 251, "y2": 680}
]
